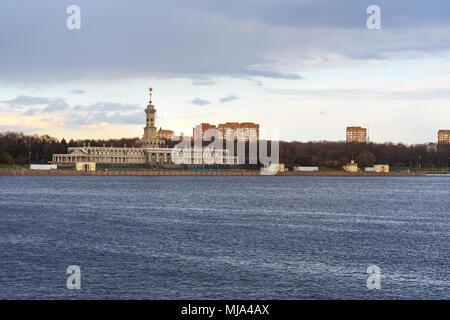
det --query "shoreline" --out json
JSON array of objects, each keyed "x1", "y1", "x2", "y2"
[{"x1": 0, "y1": 170, "x2": 428, "y2": 177}]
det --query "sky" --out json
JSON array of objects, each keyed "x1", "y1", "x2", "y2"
[{"x1": 0, "y1": 0, "x2": 449, "y2": 143}]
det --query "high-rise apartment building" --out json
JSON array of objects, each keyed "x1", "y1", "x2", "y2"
[
  {"x1": 193, "y1": 123, "x2": 218, "y2": 140},
  {"x1": 157, "y1": 129, "x2": 174, "y2": 140},
  {"x1": 217, "y1": 122, "x2": 260, "y2": 141},
  {"x1": 346, "y1": 126, "x2": 367, "y2": 143},
  {"x1": 438, "y1": 130, "x2": 450, "y2": 144},
  {"x1": 193, "y1": 122, "x2": 260, "y2": 141}
]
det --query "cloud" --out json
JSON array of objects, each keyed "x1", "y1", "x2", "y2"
[
  {"x1": 192, "y1": 80, "x2": 216, "y2": 86},
  {"x1": 22, "y1": 108, "x2": 40, "y2": 116},
  {"x1": 92, "y1": 112, "x2": 144, "y2": 125},
  {"x1": 60, "y1": 102, "x2": 145, "y2": 125},
  {"x1": 219, "y1": 94, "x2": 238, "y2": 103},
  {"x1": 2, "y1": 1, "x2": 450, "y2": 83},
  {"x1": 0, "y1": 95, "x2": 54, "y2": 107},
  {"x1": 73, "y1": 102, "x2": 140, "y2": 111},
  {"x1": 42, "y1": 100, "x2": 71, "y2": 112},
  {"x1": 191, "y1": 98, "x2": 211, "y2": 106},
  {"x1": 68, "y1": 89, "x2": 86, "y2": 94},
  {"x1": 4, "y1": 97, "x2": 143, "y2": 126},
  {"x1": 243, "y1": 70, "x2": 302, "y2": 80},
  {"x1": 263, "y1": 84, "x2": 450, "y2": 100},
  {"x1": 22, "y1": 86, "x2": 40, "y2": 93},
  {"x1": 67, "y1": 111, "x2": 144, "y2": 126},
  {"x1": 0, "y1": 95, "x2": 70, "y2": 115}
]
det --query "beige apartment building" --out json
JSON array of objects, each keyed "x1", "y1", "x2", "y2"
[
  {"x1": 193, "y1": 123, "x2": 218, "y2": 140},
  {"x1": 346, "y1": 126, "x2": 367, "y2": 143},
  {"x1": 438, "y1": 130, "x2": 450, "y2": 144},
  {"x1": 157, "y1": 129, "x2": 174, "y2": 140},
  {"x1": 217, "y1": 122, "x2": 260, "y2": 141}
]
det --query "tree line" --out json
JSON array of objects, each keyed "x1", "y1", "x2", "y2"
[
  {"x1": 0, "y1": 131, "x2": 449, "y2": 168},
  {"x1": 0, "y1": 132, "x2": 139, "y2": 165},
  {"x1": 280, "y1": 141, "x2": 449, "y2": 168}
]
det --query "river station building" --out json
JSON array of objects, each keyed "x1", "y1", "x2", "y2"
[{"x1": 52, "y1": 88, "x2": 238, "y2": 166}]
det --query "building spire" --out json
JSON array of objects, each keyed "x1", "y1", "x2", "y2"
[{"x1": 148, "y1": 87, "x2": 153, "y2": 104}]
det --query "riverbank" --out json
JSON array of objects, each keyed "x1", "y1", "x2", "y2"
[{"x1": 0, "y1": 170, "x2": 427, "y2": 176}]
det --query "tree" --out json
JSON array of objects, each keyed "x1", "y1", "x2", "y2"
[
  {"x1": 61, "y1": 138, "x2": 68, "y2": 153},
  {"x1": 0, "y1": 153, "x2": 14, "y2": 165},
  {"x1": 294, "y1": 154, "x2": 313, "y2": 166},
  {"x1": 356, "y1": 151, "x2": 376, "y2": 167}
]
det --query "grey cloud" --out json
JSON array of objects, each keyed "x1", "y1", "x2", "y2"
[
  {"x1": 11, "y1": 97, "x2": 144, "y2": 122},
  {"x1": 0, "y1": 95, "x2": 54, "y2": 107},
  {"x1": 69, "y1": 89, "x2": 86, "y2": 94},
  {"x1": 191, "y1": 98, "x2": 210, "y2": 106},
  {"x1": 192, "y1": 80, "x2": 216, "y2": 86},
  {"x1": 73, "y1": 102, "x2": 141, "y2": 112},
  {"x1": 244, "y1": 70, "x2": 302, "y2": 80},
  {"x1": 183, "y1": 0, "x2": 450, "y2": 29},
  {"x1": 1, "y1": 95, "x2": 70, "y2": 114},
  {"x1": 42, "y1": 100, "x2": 71, "y2": 112},
  {"x1": 219, "y1": 94, "x2": 238, "y2": 103},
  {"x1": 68, "y1": 111, "x2": 144, "y2": 126},
  {"x1": 92, "y1": 112, "x2": 144, "y2": 124},
  {"x1": 264, "y1": 85, "x2": 450, "y2": 100},
  {"x1": 22, "y1": 108, "x2": 40, "y2": 116},
  {"x1": 1, "y1": 1, "x2": 450, "y2": 83}
]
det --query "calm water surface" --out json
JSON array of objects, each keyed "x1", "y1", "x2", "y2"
[{"x1": 0, "y1": 176, "x2": 448, "y2": 299}]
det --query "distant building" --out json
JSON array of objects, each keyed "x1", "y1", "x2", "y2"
[
  {"x1": 218, "y1": 122, "x2": 260, "y2": 141},
  {"x1": 427, "y1": 143, "x2": 438, "y2": 152},
  {"x1": 343, "y1": 160, "x2": 359, "y2": 172},
  {"x1": 53, "y1": 146, "x2": 148, "y2": 165},
  {"x1": 294, "y1": 166, "x2": 319, "y2": 172},
  {"x1": 193, "y1": 123, "x2": 218, "y2": 140},
  {"x1": 157, "y1": 128, "x2": 174, "y2": 140},
  {"x1": 364, "y1": 165, "x2": 389, "y2": 173},
  {"x1": 438, "y1": 130, "x2": 450, "y2": 144},
  {"x1": 261, "y1": 163, "x2": 284, "y2": 175},
  {"x1": 346, "y1": 126, "x2": 367, "y2": 143},
  {"x1": 30, "y1": 164, "x2": 57, "y2": 170},
  {"x1": 374, "y1": 164, "x2": 389, "y2": 173},
  {"x1": 76, "y1": 162, "x2": 96, "y2": 172}
]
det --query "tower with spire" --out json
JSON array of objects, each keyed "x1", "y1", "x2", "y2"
[
  {"x1": 143, "y1": 87, "x2": 157, "y2": 140},
  {"x1": 136, "y1": 87, "x2": 164, "y2": 148}
]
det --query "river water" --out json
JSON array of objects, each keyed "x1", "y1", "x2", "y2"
[{"x1": 0, "y1": 176, "x2": 448, "y2": 299}]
